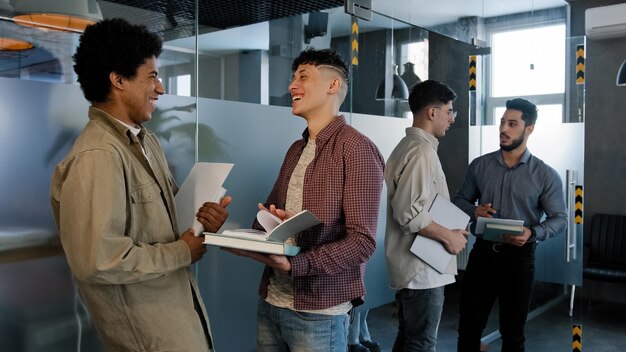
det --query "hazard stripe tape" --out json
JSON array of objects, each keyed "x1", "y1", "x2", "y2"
[
  {"x1": 469, "y1": 55, "x2": 476, "y2": 91},
  {"x1": 575, "y1": 186, "x2": 583, "y2": 224},
  {"x1": 576, "y1": 45, "x2": 585, "y2": 84},
  {"x1": 573, "y1": 324, "x2": 582, "y2": 352},
  {"x1": 351, "y1": 17, "x2": 359, "y2": 66}
]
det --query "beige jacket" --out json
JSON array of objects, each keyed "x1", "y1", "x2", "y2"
[
  {"x1": 50, "y1": 107, "x2": 212, "y2": 351},
  {"x1": 384, "y1": 127, "x2": 456, "y2": 290}
]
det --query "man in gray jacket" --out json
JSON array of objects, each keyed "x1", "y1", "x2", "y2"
[{"x1": 50, "y1": 18, "x2": 230, "y2": 351}]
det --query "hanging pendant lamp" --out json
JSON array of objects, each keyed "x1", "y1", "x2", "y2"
[
  {"x1": 616, "y1": 59, "x2": 626, "y2": 86},
  {"x1": 12, "y1": 0, "x2": 103, "y2": 32},
  {"x1": 375, "y1": 64, "x2": 409, "y2": 101},
  {"x1": 0, "y1": 0, "x2": 34, "y2": 52}
]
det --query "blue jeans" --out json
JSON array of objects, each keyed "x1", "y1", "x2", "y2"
[
  {"x1": 392, "y1": 286, "x2": 445, "y2": 352},
  {"x1": 256, "y1": 298, "x2": 350, "y2": 352}
]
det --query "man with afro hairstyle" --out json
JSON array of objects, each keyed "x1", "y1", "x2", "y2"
[{"x1": 51, "y1": 18, "x2": 230, "y2": 351}]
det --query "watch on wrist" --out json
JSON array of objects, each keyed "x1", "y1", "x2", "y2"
[{"x1": 529, "y1": 227, "x2": 537, "y2": 239}]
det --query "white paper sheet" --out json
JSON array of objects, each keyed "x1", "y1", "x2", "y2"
[{"x1": 175, "y1": 162, "x2": 233, "y2": 236}]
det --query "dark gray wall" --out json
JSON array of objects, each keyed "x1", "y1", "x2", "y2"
[
  {"x1": 568, "y1": 0, "x2": 626, "y2": 303},
  {"x1": 585, "y1": 38, "x2": 626, "y2": 218},
  {"x1": 334, "y1": 29, "x2": 473, "y2": 195},
  {"x1": 334, "y1": 29, "x2": 388, "y2": 116},
  {"x1": 429, "y1": 32, "x2": 474, "y2": 197},
  {"x1": 569, "y1": 0, "x2": 626, "y2": 228}
]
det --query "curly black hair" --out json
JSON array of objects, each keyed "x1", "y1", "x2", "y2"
[
  {"x1": 408, "y1": 80, "x2": 457, "y2": 114},
  {"x1": 291, "y1": 47, "x2": 349, "y2": 84},
  {"x1": 73, "y1": 18, "x2": 163, "y2": 103}
]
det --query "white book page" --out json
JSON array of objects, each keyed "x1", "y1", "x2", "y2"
[
  {"x1": 220, "y1": 210, "x2": 320, "y2": 243},
  {"x1": 175, "y1": 162, "x2": 233, "y2": 236},
  {"x1": 221, "y1": 228, "x2": 269, "y2": 241},
  {"x1": 256, "y1": 210, "x2": 282, "y2": 234}
]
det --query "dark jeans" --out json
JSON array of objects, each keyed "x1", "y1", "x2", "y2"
[
  {"x1": 457, "y1": 239, "x2": 536, "y2": 352},
  {"x1": 393, "y1": 286, "x2": 445, "y2": 352}
]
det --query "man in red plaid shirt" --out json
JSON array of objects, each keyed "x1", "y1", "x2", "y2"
[{"x1": 229, "y1": 48, "x2": 384, "y2": 352}]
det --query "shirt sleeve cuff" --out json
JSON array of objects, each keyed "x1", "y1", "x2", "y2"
[
  {"x1": 173, "y1": 239, "x2": 192, "y2": 268},
  {"x1": 400, "y1": 212, "x2": 433, "y2": 235},
  {"x1": 531, "y1": 226, "x2": 544, "y2": 241},
  {"x1": 288, "y1": 255, "x2": 307, "y2": 277}
]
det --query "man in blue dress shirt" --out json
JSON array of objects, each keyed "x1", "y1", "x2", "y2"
[{"x1": 454, "y1": 98, "x2": 567, "y2": 352}]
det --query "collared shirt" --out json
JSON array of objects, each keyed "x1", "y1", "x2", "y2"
[
  {"x1": 267, "y1": 138, "x2": 352, "y2": 315},
  {"x1": 50, "y1": 107, "x2": 212, "y2": 351},
  {"x1": 257, "y1": 115, "x2": 385, "y2": 310},
  {"x1": 453, "y1": 149, "x2": 567, "y2": 241},
  {"x1": 384, "y1": 127, "x2": 455, "y2": 290}
]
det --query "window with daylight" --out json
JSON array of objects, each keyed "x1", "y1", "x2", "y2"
[{"x1": 486, "y1": 23, "x2": 566, "y2": 125}]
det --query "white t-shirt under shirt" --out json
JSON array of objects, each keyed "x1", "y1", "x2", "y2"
[{"x1": 266, "y1": 138, "x2": 352, "y2": 315}]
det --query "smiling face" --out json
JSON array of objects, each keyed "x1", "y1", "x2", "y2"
[
  {"x1": 499, "y1": 108, "x2": 534, "y2": 152},
  {"x1": 287, "y1": 63, "x2": 335, "y2": 120},
  {"x1": 120, "y1": 56, "x2": 165, "y2": 125}
]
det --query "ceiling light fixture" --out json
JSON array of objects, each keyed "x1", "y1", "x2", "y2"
[
  {"x1": 616, "y1": 59, "x2": 626, "y2": 86},
  {"x1": 0, "y1": 36, "x2": 33, "y2": 51},
  {"x1": 375, "y1": 17, "x2": 409, "y2": 101},
  {"x1": 400, "y1": 61, "x2": 421, "y2": 90},
  {"x1": 0, "y1": 0, "x2": 34, "y2": 52},
  {"x1": 375, "y1": 64, "x2": 409, "y2": 100},
  {"x1": 12, "y1": 0, "x2": 103, "y2": 32}
]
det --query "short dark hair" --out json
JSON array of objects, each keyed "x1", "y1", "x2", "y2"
[
  {"x1": 291, "y1": 47, "x2": 349, "y2": 85},
  {"x1": 73, "y1": 18, "x2": 163, "y2": 103},
  {"x1": 408, "y1": 80, "x2": 457, "y2": 113},
  {"x1": 506, "y1": 98, "x2": 538, "y2": 125}
]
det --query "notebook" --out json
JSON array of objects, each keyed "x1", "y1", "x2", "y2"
[{"x1": 409, "y1": 193, "x2": 470, "y2": 274}]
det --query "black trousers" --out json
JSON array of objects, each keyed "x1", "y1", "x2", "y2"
[{"x1": 457, "y1": 238, "x2": 536, "y2": 352}]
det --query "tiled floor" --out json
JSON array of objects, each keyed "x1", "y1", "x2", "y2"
[{"x1": 366, "y1": 280, "x2": 626, "y2": 352}]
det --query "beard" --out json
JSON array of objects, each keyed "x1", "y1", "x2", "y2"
[{"x1": 500, "y1": 131, "x2": 525, "y2": 151}]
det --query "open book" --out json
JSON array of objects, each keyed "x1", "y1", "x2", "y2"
[
  {"x1": 409, "y1": 193, "x2": 470, "y2": 274},
  {"x1": 175, "y1": 162, "x2": 233, "y2": 236},
  {"x1": 203, "y1": 209, "x2": 321, "y2": 256}
]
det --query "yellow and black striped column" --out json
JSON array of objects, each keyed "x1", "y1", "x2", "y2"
[
  {"x1": 575, "y1": 186, "x2": 583, "y2": 224},
  {"x1": 572, "y1": 324, "x2": 582, "y2": 352},
  {"x1": 576, "y1": 45, "x2": 585, "y2": 85},
  {"x1": 351, "y1": 16, "x2": 359, "y2": 66},
  {"x1": 469, "y1": 55, "x2": 477, "y2": 91}
]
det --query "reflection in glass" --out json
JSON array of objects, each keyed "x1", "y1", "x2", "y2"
[
  {"x1": 12, "y1": 0, "x2": 103, "y2": 32},
  {"x1": 375, "y1": 64, "x2": 409, "y2": 101},
  {"x1": 400, "y1": 61, "x2": 421, "y2": 90},
  {"x1": 401, "y1": 40, "x2": 428, "y2": 87}
]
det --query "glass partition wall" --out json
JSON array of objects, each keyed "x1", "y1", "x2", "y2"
[
  {"x1": 0, "y1": 1, "x2": 202, "y2": 351},
  {"x1": 0, "y1": 2, "x2": 416, "y2": 350},
  {"x1": 0, "y1": 1, "x2": 580, "y2": 351},
  {"x1": 190, "y1": 8, "x2": 424, "y2": 351}
]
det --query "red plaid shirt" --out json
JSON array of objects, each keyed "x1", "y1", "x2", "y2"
[{"x1": 257, "y1": 116, "x2": 384, "y2": 310}]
